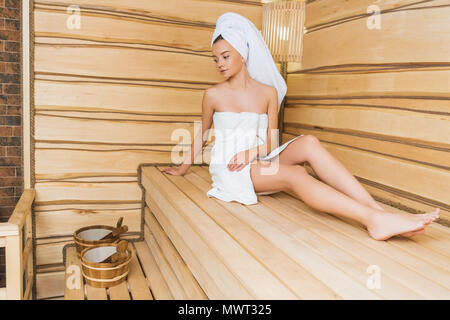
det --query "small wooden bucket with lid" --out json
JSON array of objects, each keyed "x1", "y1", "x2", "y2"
[
  {"x1": 73, "y1": 217, "x2": 128, "y2": 255},
  {"x1": 80, "y1": 240, "x2": 131, "y2": 288}
]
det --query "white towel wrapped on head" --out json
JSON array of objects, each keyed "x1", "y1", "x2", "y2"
[{"x1": 211, "y1": 12, "x2": 287, "y2": 111}]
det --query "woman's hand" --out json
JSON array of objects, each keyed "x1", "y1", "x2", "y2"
[
  {"x1": 227, "y1": 149, "x2": 257, "y2": 172},
  {"x1": 161, "y1": 166, "x2": 188, "y2": 176}
]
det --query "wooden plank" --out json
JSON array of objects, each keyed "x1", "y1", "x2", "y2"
[
  {"x1": 288, "y1": 70, "x2": 450, "y2": 98},
  {"x1": 142, "y1": 166, "x2": 297, "y2": 299},
  {"x1": 173, "y1": 172, "x2": 339, "y2": 299},
  {"x1": 35, "y1": 114, "x2": 195, "y2": 144},
  {"x1": 303, "y1": 7, "x2": 450, "y2": 68},
  {"x1": 35, "y1": 148, "x2": 210, "y2": 180},
  {"x1": 284, "y1": 106, "x2": 450, "y2": 146},
  {"x1": 23, "y1": 274, "x2": 33, "y2": 300},
  {"x1": 36, "y1": 110, "x2": 199, "y2": 123},
  {"x1": 134, "y1": 241, "x2": 174, "y2": 300},
  {"x1": 0, "y1": 223, "x2": 19, "y2": 237},
  {"x1": 22, "y1": 238, "x2": 32, "y2": 277},
  {"x1": 8, "y1": 189, "x2": 35, "y2": 229},
  {"x1": 64, "y1": 246, "x2": 85, "y2": 300},
  {"x1": 36, "y1": 271, "x2": 65, "y2": 299},
  {"x1": 386, "y1": 237, "x2": 450, "y2": 272},
  {"x1": 34, "y1": 202, "x2": 141, "y2": 212},
  {"x1": 35, "y1": 81, "x2": 204, "y2": 116},
  {"x1": 145, "y1": 207, "x2": 207, "y2": 299},
  {"x1": 35, "y1": 0, "x2": 261, "y2": 31},
  {"x1": 286, "y1": 97, "x2": 450, "y2": 116},
  {"x1": 34, "y1": 181, "x2": 141, "y2": 203},
  {"x1": 5, "y1": 234, "x2": 22, "y2": 299},
  {"x1": 86, "y1": 285, "x2": 108, "y2": 300},
  {"x1": 127, "y1": 244, "x2": 153, "y2": 300},
  {"x1": 37, "y1": 238, "x2": 79, "y2": 266},
  {"x1": 188, "y1": 166, "x2": 380, "y2": 300},
  {"x1": 35, "y1": 45, "x2": 222, "y2": 84},
  {"x1": 35, "y1": 209, "x2": 141, "y2": 238},
  {"x1": 35, "y1": 10, "x2": 211, "y2": 51},
  {"x1": 108, "y1": 281, "x2": 131, "y2": 300},
  {"x1": 144, "y1": 226, "x2": 188, "y2": 299},
  {"x1": 305, "y1": 0, "x2": 446, "y2": 28},
  {"x1": 144, "y1": 198, "x2": 225, "y2": 299}
]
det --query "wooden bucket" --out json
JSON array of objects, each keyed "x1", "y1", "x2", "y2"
[
  {"x1": 73, "y1": 217, "x2": 128, "y2": 255},
  {"x1": 80, "y1": 240, "x2": 132, "y2": 288}
]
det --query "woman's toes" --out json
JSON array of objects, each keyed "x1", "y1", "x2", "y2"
[{"x1": 401, "y1": 228, "x2": 425, "y2": 237}]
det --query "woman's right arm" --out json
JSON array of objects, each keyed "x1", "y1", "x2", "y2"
[{"x1": 162, "y1": 88, "x2": 214, "y2": 176}]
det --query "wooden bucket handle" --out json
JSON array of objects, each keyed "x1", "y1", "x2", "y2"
[
  {"x1": 98, "y1": 240, "x2": 129, "y2": 263},
  {"x1": 116, "y1": 217, "x2": 123, "y2": 229},
  {"x1": 99, "y1": 217, "x2": 128, "y2": 241}
]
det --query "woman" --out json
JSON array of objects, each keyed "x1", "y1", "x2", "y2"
[{"x1": 163, "y1": 13, "x2": 440, "y2": 241}]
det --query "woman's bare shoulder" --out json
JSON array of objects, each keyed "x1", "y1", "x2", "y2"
[
  {"x1": 206, "y1": 82, "x2": 228, "y2": 100},
  {"x1": 253, "y1": 79, "x2": 276, "y2": 97}
]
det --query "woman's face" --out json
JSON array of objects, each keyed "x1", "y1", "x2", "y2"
[{"x1": 212, "y1": 39, "x2": 244, "y2": 78}]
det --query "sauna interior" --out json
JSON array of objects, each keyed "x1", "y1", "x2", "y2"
[{"x1": 0, "y1": 0, "x2": 449, "y2": 300}]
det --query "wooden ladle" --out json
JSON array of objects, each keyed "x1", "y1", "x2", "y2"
[
  {"x1": 99, "y1": 240, "x2": 128, "y2": 264},
  {"x1": 99, "y1": 217, "x2": 128, "y2": 241}
]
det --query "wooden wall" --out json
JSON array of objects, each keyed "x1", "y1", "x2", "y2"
[
  {"x1": 32, "y1": 0, "x2": 262, "y2": 298},
  {"x1": 284, "y1": 0, "x2": 450, "y2": 223}
]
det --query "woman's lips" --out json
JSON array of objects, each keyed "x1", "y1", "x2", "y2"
[{"x1": 220, "y1": 69, "x2": 227, "y2": 73}]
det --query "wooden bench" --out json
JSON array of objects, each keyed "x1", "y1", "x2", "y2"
[{"x1": 136, "y1": 163, "x2": 450, "y2": 300}]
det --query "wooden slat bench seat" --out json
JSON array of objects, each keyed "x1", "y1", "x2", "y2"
[{"x1": 138, "y1": 164, "x2": 450, "y2": 300}]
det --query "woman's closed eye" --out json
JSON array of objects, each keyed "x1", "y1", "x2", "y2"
[{"x1": 214, "y1": 56, "x2": 229, "y2": 63}]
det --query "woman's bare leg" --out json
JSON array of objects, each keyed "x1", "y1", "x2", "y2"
[
  {"x1": 277, "y1": 135, "x2": 383, "y2": 211},
  {"x1": 250, "y1": 161, "x2": 440, "y2": 241},
  {"x1": 287, "y1": 166, "x2": 439, "y2": 240},
  {"x1": 276, "y1": 135, "x2": 438, "y2": 236}
]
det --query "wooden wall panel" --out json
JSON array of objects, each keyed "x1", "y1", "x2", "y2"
[
  {"x1": 32, "y1": 0, "x2": 262, "y2": 298},
  {"x1": 284, "y1": 0, "x2": 450, "y2": 222},
  {"x1": 34, "y1": 81, "x2": 204, "y2": 115},
  {"x1": 304, "y1": 7, "x2": 450, "y2": 69},
  {"x1": 305, "y1": 0, "x2": 449, "y2": 30},
  {"x1": 283, "y1": 103, "x2": 449, "y2": 145}
]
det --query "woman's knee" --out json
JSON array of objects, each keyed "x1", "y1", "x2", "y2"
[
  {"x1": 302, "y1": 134, "x2": 320, "y2": 146},
  {"x1": 285, "y1": 165, "x2": 309, "y2": 189}
]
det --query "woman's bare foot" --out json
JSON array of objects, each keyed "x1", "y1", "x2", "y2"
[
  {"x1": 366, "y1": 208, "x2": 440, "y2": 241},
  {"x1": 370, "y1": 204, "x2": 440, "y2": 237}
]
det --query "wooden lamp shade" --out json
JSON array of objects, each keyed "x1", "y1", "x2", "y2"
[{"x1": 262, "y1": 0, "x2": 306, "y2": 63}]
